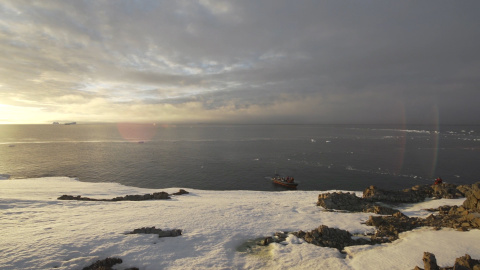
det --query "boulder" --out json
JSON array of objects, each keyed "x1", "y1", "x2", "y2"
[
  {"x1": 317, "y1": 192, "x2": 398, "y2": 214},
  {"x1": 363, "y1": 205, "x2": 400, "y2": 215},
  {"x1": 363, "y1": 185, "x2": 427, "y2": 203},
  {"x1": 454, "y1": 254, "x2": 480, "y2": 270},
  {"x1": 317, "y1": 192, "x2": 366, "y2": 212},
  {"x1": 422, "y1": 252, "x2": 440, "y2": 270},
  {"x1": 82, "y1": 257, "x2": 124, "y2": 270},
  {"x1": 463, "y1": 190, "x2": 480, "y2": 211},
  {"x1": 415, "y1": 253, "x2": 480, "y2": 270},
  {"x1": 172, "y1": 189, "x2": 189, "y2": 195},
  {"x1": 59, "y1": 192, "x2": 171, "y2": 202},
  {"x1": 128, "y1": 227, "x2": 182, "y2": 238},
  {"x1": 362, "y1": 183, "x2": 466, "y2": 203}
]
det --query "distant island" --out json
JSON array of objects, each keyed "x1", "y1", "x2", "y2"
[{"x1": 52, "y1": 122, "x2": 77, "y2": 125}]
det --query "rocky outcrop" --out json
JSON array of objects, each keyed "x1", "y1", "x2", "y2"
[
  {"x1": 454, "y1": 254, "x2": 480, "y2": 270},
  {"x1": 414, "y1": 253, "x2": 480, "y2": 270},
  {"x1": 317, "y1": 192, "x2": 399, "y2": 214},
  {"x1": 462, "y1": 183, "x2": 480, "y2": 211},
  {"x1": 291, "y1": 225, "x2": 373, "y2": 250},
  {"x1": 366, "y1": 212, "x2": 421, "y2": 241},
  {"x1": 172, "y1": 189, "x2": 189, "y2": 195},
  {"x1": 366, "y1": 205, "x2": 480, "y2": 241},
  {"x1": 58, "y1": 192, "x2": 171, "y2": 201},
  {"x1": 258, "y1": 225, "x2": 378, "y2": 251},
  {"x1": 317, "y1": 183, "x2": 479, "y2": 213},
  {"x1": 317, "y1": 192, "x2": 366, "y2": 212},
  {"x1": 363, "y1": 185, "x2": 428, "y2": 203},
  {"x1": 127, "y1": 226, "x2": 182, "y2": 238},
  {"x1": 362, "y1": 183, "x2": 464, "y2": 204},
  {"x1": 82, "y1": 257, "x2": 139, "y2": 270}
]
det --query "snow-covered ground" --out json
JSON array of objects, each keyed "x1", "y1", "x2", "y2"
[{"x1": 1, "y1": 177, "x2": 479, "y2": 270}]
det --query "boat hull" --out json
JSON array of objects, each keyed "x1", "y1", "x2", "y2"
[{"x1": 272, "y1": 179, "x2": 298, "y2": 189}]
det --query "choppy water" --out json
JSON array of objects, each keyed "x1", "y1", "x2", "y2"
[{"x1": 0, "y1": 124, "x2": 479, "y2": 191}]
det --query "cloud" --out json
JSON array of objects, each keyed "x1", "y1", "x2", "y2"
[{"x1": 0, "y1": 0, "x2": 479, "y2": 124}]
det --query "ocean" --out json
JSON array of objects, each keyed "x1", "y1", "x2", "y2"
[{"x1": 0, "y1": 123, "x2": 478, "y2": 191}]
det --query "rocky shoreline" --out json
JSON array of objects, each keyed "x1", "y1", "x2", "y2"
[
  {"x1": 414, "y1": 252, "x2": 480, "y2": 270},
  {"x1": 255, "y1": 182, "x2": 480, "y2": 255},
  {"x1": 126, "y1": 226, "x2": 182, "y2": 238},
  {"x1": 57, "y1": 189, "x2": 189, "y2": 202},
  {"x1": 75, "y1": 183, "x2": 479, "y2": 269}
]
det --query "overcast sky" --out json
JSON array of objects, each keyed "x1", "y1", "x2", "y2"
[{"x1": 1, "y1": 0, "x2": 479, "y2": 125}]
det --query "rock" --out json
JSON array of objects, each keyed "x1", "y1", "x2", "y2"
[
  {"x1": 363, "y1": 185, "x2": 427, "y2": 203},
  {"x1": 317, "y1": 192, "x2": 366, "y2": 212},
  {"x1": 58, "y1": 195, "x2": 97, "y2": 201},
  {"x1": 363, "y1": 183, "x2": 466, "y2": 203},
  {"x1": 422, "y1": 252, "x2": 440, "y2": 270},
  {"x1": 366, "y1": 212, "x2": 426, "y2": 240},
  {"x1": 363, "y1": 205, "x2": 400, "y2": 215},
  {"x1": 463, "y1": 190, "x2": 480, "y2": 211},
  {"x1": 291, "y1": 225, "x2": 361, "y2": 250},
  {"x1": 454, "y1": 254, "x2": 480, "y2": 270},
  {"x1": 82, "y1": 257, "x2": 123, "y2": 270},
  {"x1": 260, "y1": 237, "x2": 274, "y2": 246},
  {"x1": 415, "y1": 253, "x2": 480, "y2": 270},
  {"x1": 158, "y1": 229, "x2": 182, "y2": 237},
  {"x1": 317, "y1": 192, "x2": 398, "y2": 214},
  {"x1": 152, "y1": 192, "x2": 170, "y2": 199},
  {"x1": 58, "y1": 192, "x2": 171, "y2": 202},
  {"x1": 172, "y1": 189, "x2": 189, "y2": 195},
  {"x1": 128, "y1": 227, "x2": 182, "y2": 238}
]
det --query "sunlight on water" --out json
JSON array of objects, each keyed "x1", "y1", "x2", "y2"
[
  {"x1": 429, "y1": 105, "x2": 440, "y2": 178},
  {"x1": 116, "y1": 123, "x2": 158, "y2": 142}
]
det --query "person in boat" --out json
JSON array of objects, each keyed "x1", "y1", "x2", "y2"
[
  {"x1": 434, "y1": 177, "x2": 443, "y2": 185},
  {"x1": 287, "y1": 177, "x2": 294, "y2": 183}
]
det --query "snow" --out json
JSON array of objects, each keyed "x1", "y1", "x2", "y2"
[{"x1": 1, "y1": 177, "x2": 479, "y2": 270}]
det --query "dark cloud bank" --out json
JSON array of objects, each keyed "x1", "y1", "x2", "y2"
[{"x1": 1, "y1": 1, "x2": 479, "y2": 124}]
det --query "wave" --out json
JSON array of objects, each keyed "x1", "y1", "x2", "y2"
[{"x1": 371, "y1": 128, "x2": 440, "y2": 134}]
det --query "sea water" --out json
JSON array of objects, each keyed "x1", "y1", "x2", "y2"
[{"x1": 0, "y1": 124, "x2": 479, "y2": 191}]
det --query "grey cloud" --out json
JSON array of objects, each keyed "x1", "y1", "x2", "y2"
[{"x1": 1, "y1": 0, "x2": 479, "y2": 124}]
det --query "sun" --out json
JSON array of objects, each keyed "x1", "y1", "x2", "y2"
[{"x1": 0, "y1": 103, "x2": 48, "y2": 124}]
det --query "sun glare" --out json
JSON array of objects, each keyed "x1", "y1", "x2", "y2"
[{"x1": 0, "y1": 103, "x2": 47, "y2": 124}]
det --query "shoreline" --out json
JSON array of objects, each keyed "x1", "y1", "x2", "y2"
[{"x1": 1, "y1": 177, "x2": 479, "y2": 269}]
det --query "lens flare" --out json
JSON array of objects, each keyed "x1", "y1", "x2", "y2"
[
  {"x1": 428, "y1": 105, "x2": 440, "y2": 178},
  {"x1": 117, "y1": 123, "x2": 158, "y2": 142},
  {"x1": 392, "y1": 101, "x2": 407, "y2": 175}
]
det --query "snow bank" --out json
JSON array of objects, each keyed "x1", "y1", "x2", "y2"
[{"x1": 1, "y1": 177, "x2": 479, "y2": 270}]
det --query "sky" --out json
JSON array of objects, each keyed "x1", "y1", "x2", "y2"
[{"x1": 1, "y1": 0, "x2": 479, "y2": 125}]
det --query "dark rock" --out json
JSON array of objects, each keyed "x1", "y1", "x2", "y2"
[
  {"x1": 454, "y1": 254, "x2": 480, "y2": 270},
  {"x1": 415, "y1": 253, "x2": 480, "y2": 270},
  {"x1": 423, "y1": 252, "x2": 440, "y2": 270},
  {"x1": 317, "y1": 192, "x2": 366, "y2": 212},
  {"x1": 363, "y1": 183, "x2": 466, "y2": 204},
  {"x1": 365, "y1": 204, "x2": 480, "y2": 242},
  {"x1": 82, "y1": 257, "x2": 123, "y2": 270},
  {"x1": 317, "y1": 192, "x2": 398, "y2": 214},
  {"x1": 128, "y1": 227, "x2": 182, "y2": 238},
  {"x1": 319, "y1": 182, "x2": 480, "y2": 213},
  {"x1": 261, "y1": 237, "x2": 274, "y2": 246},
  {"x1": 58, "y1": 195, "x2": 97, "y2": 201},
  {"x1": 363, "y1": 205, "x2": 400, "y2": 215},
  {"x1": 291, "y1": 225, "x2": 364, "y2": 250},
  {"x1": 463, "y1": 189, "x2": 480, "y2": 211},
  {"x1": 58, "y1": 192, "x2": 171, "y2": 202},
  {"x1": 363, "y1": 185, "x2": 427, "y2": 203},
  {"x1": 365, "y1": 212, "x2": 422, "y2": 240},
  {"x1": 172, "y1": 189, "x2": 189, "y2": 195}
]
